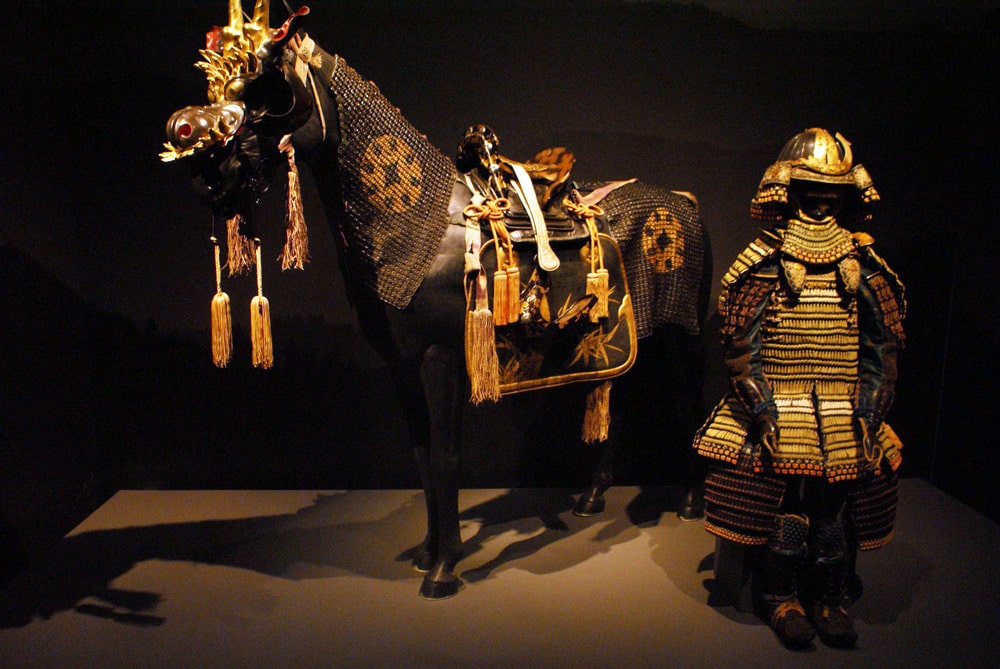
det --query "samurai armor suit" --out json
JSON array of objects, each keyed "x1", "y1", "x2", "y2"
[{"x1": 693, "y1": 220, "x2": 906, "y2": 550}]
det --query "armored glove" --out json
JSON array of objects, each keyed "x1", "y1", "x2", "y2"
[
  {"x1": 855, "y1": 387, "x2": 894, "y2": 470},
  {"x1": 733, "y1": 377, "x2": 780, "y2": 457}
]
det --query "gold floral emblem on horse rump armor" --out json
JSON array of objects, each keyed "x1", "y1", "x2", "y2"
[
  {"x1": 642, "y1": 207, "x2": 686, "y2": 273},
  {"x1": 359, "y1": 134, "x2": 423, "y2": 214}
]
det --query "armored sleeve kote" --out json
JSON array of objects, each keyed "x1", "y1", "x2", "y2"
[{"x1": 855, "y1": 247, "x2": 906, "y2": 427}]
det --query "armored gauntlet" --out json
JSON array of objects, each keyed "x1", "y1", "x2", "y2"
[
  {"x1": 733, "y1": 377, "x2": 779, "y2": 455},
  {"x1": 855, "y1": 386, "x2": 894, "y2": 469}
]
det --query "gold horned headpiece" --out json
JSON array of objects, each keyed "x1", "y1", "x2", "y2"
[
  {"x1": 751, "y1": 128, "x2": 879, "y2": 223},
  {"x1": 200, "y1": 0, "x2": 274, "y2": 104}
]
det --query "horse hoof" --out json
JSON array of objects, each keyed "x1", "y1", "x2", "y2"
[
  {"x1": 572, "y1": 494, "x2": 605, "y2": 517},
  {"x1": 419, "y1": 573, "x2": 461, "y2": 600},
  {"x1": 677, "y1": 488, "x2": 705, "y2": 521},
  {"x1": 412, "y1": 550, "x2": 436, "y2": 573}
]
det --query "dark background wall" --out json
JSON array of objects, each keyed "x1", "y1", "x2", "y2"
[{"x1": 2, "y1": 1, "x2": 998, "y2": 559}]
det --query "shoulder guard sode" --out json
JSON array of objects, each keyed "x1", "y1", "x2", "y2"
[
  {"x1": 719, "y1": 236, "x2": 780, "y2": 338},
  {"x1": 858, "y1": 241, "x2": 906, "y2": 345},
  {"x1": 720, "y1": 236, "x2": 779, "y2": 293}
]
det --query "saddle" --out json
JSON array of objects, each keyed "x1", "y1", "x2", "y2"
[{"x1": 459, "y1": 140, "x2": 637, "y2": 408}]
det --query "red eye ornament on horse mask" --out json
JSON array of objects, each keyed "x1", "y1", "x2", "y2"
[{"x1": 160, "y1": 1, "x2": 313, "y2": 369}]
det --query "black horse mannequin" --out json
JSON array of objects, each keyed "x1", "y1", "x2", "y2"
[{"x1": 163, "y1": 5, "x2": 710, "y2": 599}]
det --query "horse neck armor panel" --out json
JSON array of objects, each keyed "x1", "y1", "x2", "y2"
[{"x1": 324, "y1": 53, "x2": 457, "y2": 309}]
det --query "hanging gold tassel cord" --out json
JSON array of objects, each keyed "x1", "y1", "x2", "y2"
[
  {"x1": 487, "y1": 201, "x2": 515, "y2": 326},
  {"x1": 582, "y1": 380, "x2": 613, "y2": 444},
  {"x1": 500, "y1": 208, "x2": 520, "y2": 322},
  {"x1": 584, "y1": 211, "x2": 609, "y2": 322},
  {"x1": 506, "y1": 264, "x2": 521, "y2": 321},
  {"x1": 566, "y1": 197, "x2": 609, "y2": 322},
  {"x1": 463, "y1": 202, "x2": 501, "y2": 403},
  {"x1": 492, "y1": 262, "x2": 509, "y2": 325},
  {"x1": 227, "y1": 214, "x2": 256, "y2": 276},
  {"x1": 466, "y1": 264, "x2": 502, "y2": 402},
  {"x1": 250, "y1": 238, "x2": 274, "y2": 369},
  {"x1": 466, "y1": 306, "x2": 501, "y2": 403},
  {"x1": 279, "y1": 137, "x2": 310, "y2": 271},
  {"x1": 489, "y1": 216, "x2": 509, "y2": 326},
  {"x1": 210, "y1": 236, "x2": 233, "y2": 368}
]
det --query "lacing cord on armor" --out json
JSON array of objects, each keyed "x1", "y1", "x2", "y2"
[{"x1": 770, "y1": 599, "x2": 807, "y2": 627}]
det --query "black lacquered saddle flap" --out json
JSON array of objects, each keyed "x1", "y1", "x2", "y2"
[{"x1": 477, "y1": 233, "x2": 637, "y2": 395}]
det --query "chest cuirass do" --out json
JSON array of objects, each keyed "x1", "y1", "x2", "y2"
[
  {"x1": 762, "y1": 268, "x2": 864, "y2": 479},
  {"x1": 761, "y1": 270, "x2": 858, "y2": 397}
]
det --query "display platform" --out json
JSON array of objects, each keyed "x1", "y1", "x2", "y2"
[{"x1": 0, "y1": 480, "x2": 997, "y2": 667}]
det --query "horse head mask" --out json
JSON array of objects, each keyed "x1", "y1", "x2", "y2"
[
  {"x1": 160, "y1": 1, "x2": 314, "y2": 369},
  {"x1": 161, "y1": 1, "x2": 312, "y2": 219}
]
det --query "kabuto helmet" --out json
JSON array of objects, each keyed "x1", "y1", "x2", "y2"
[{"x1": 751, "y1": 128, "x2": 879, "y2": 225}]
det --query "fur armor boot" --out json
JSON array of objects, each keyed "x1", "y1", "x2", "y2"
[{"x1": 761, "y1": 514, "x2": 816, "y2": 649}]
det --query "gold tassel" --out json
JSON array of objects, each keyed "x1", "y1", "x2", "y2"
[
  {"x1": 507, "y1": 266, "x2": 521, "y2": 321},
  {"x1": 587, "y1": 268, "x2": 610, "y2": 322},
  {"x1": 279, "y1": 139, "x2": 309, "y2": 271},
  {"x1": 250, "y1": 239, "x2": 273, "y2": 369},
  {"x1": 210, "y1": 236, "x2": 233, "y2": 368},
  {"x1": 463, "y1": 207, "x2": 501, "y2": 403},
  {"x1": 581, "y1": 211, "x2": 609, "y2": 322},
  {"x1": 582, "y1": 381, "x2": 612, "y2": 444},
  {"x1": 226, "y1": 214, "x2": 255, "y2": 276},
  {"x1": 212, "y1": 292, "x2": 233, "y2": 367},
  {"x1": 492, "y1": 269, "x2": 509, "y2": 326},
  {"x1": 466, "y1": 308, "x2": 501, "y2": 404}
]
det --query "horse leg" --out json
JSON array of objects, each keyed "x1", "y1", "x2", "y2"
[
  {"x1": 411, "y1": 446, "x2": 440, "y2": 572},
  {"x1": 678, "y1": 449, "x2": 707, "y2": 521},
  {"x1": 573, "y1": 440, "x2": 614, "y2": 517},
  {"x1": 397, "y1": 386, "x2": 452, "y2": 576},
  {"x1": 574, "y1": 379, "x2": 625, "y2": 517},
  {"x1": 417, "y1": 344, "x2": 465, "y2": 600},
  {"x1": 384, "y1": 361, "x2": 441, "y2": 573}
]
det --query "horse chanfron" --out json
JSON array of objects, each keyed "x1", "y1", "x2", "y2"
[{"x1": 160, "y1": 1, "x2": 312, "y2": 217}]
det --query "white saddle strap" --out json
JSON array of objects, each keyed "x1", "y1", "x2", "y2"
[{"x1": 509, "y1": 163, "x2": 560, "y2": 272}]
